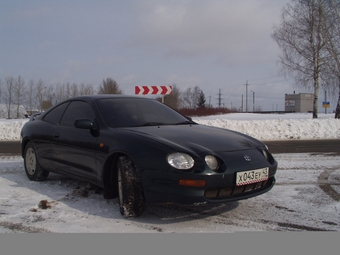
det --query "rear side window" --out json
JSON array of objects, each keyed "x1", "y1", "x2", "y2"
[
  {"x1": 43, "y1": 102, "x2": 69, "y2": 124},
  {"x1": 60, "y1": 101, "x2": 95, "y2": 127}
]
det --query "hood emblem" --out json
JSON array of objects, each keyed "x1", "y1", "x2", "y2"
[{"x1": 244, "y1": 155, "x2": 251, "y2": 161}]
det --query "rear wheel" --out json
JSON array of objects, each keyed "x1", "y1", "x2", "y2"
[
  {"x1": 117, "y1": 156, "x2": 145, "y2": 217},
  {"x1": 24, "y1": 141, "x2": 49, "y2": 181}
]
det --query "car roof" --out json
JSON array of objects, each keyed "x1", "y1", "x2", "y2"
[
  {"x1": 70, "y1": 94, "x2": 146, "y2": 100},
  {"x1": 64, "y1": 94, "x2": 157, "y2": 103}
]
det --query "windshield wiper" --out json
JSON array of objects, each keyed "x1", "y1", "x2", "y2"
[
  {"x1": 138, "y1": 122, "x2": 166, "y2": 127},
  {"x1": 175, "y1": 120, "x2": 196, "y2": 125}
]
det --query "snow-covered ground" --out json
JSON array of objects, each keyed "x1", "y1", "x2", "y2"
[
  {"x1": 1, "y1": 112, "x2": 340, "y2": 141},
  {"x1": 0, "y1": 112, "x2": 339, "y2": 233},
  {"x1": 1, "y1": 152, "x2": 339, "y2": 233},
  {"x1": 193, "y1": 112, "x2": 340, "y2": 141}
]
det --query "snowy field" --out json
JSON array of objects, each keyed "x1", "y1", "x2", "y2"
[
  {"x1": 1, "y1": 112, "x2": 340, "y2": 141},
  {"x1": 193, "y1": 112, "x2": 340, "y2": 141},
  {"x1": 0, "y1": 112, "x2": 339, "y2": 233}
]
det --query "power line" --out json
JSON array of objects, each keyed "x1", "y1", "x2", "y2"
[
  {"x1": 248, "y1": 75, "x2": 282, "y2": 81},
  {"x1": 251, "y1": 79, "x2": 287, "y2": 85}
]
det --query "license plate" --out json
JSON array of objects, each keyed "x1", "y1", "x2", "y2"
[{"x1": 236, "y1": 168, "x2": 269, "y2": 186}]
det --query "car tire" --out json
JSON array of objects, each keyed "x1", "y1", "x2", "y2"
[
  {"x1": 24, "y1": 141, "x2": 49, "y2": 181},
  {"x1": 117, "y1": 155, "x2": 145, "y2": 217}
]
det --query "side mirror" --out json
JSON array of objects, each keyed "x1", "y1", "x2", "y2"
[{"x1": 74, "y1": 119, "x2": 97, "y2": 130}]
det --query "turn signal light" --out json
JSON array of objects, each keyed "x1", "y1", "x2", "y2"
[{"x1": 179, "y1": 179, "x2": 207, "y2": 187}]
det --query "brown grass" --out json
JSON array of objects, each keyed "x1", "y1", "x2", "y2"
[{"x1": 178, "y1": 107, "x2": 235, "y2": 117}]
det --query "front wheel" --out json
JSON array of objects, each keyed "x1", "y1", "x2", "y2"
[
  {"x1": 24, "y1": 141, "x2": 49, "y2": 181},
  {"x1": 117, "y1": 156, "x2": 145, "y2": 217}
]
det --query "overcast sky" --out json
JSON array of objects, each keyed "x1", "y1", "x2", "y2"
[{"x1": 1, "y1": 0, "x2": 336, "y2": 111}]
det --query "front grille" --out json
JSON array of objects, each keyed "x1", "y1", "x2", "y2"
[{"x1": 204, "y1": 179, "x2": 270, "y2": 199}]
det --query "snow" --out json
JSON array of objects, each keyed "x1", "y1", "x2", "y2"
[
  {"x1": 0, "y1": 112, "x2": 340, "y2": 233},
  {"x1": 0, "y1": 104, "x2": 28, "y2": 119},
  {"x1": 1, "y1": 112, "x2": 340, "y2": 142},
  {"x1": 193, "y1": 112, "x2": 340, "y2": 141}
]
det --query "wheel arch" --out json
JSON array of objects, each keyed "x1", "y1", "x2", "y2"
[
  {"x1": 102, "y1": 152, "x2": 127, "y2": 199},
  {"x1": 21, "y1": 138, "x2": 32, "y2": 158},
  {"x1": 101, "y1": 151, "x2": 146, "y2": 200}
]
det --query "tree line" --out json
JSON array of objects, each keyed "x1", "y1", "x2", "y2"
[
  {"x1": 272, "y1": 0, "x2": 340, "y2": 118},
  {"x1": 0, "y1": 76, "x2": 220, "y2": 118},
  {"x1": 0, "y1": 76, "x2": 97, "y2": 118}
]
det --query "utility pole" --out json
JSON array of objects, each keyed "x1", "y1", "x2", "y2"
[
  {"x1": 251, "y1": 90, "x2": 255, "y2": 112},
  {"x1": 245, "y1": 80, "x2": 249, "y2": 113},
  {"x1": 217, "y1": 89, "x2": 222, "y2": 108},
  {"x1": 241, "y1": 94, "x2": 243, "y2": 112},
  {"x1": 325, "y1": 90, "x2": 327, "y2": 114}
]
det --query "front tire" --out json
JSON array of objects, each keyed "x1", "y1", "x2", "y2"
[
  {"x1": 117, "y1": 156, "x2": 145, "y2": 217},
  {"x1": 24, "y1": 141, "x2": 49, "y2": 181}
]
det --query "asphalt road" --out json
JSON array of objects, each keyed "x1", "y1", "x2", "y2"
[
  {"x1": 0, "y1": 141, "x2": 21, "y2": 154},
  {"x1": 0, "y1": 139, "x2": 340, "y2": 155},
  {"x1": 264, "y1": 139, "x2": 340, "y2": 154}
]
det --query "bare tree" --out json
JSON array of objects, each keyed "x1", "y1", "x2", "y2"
[
  {"x1": 272, "y1": 0, "x2": 329, "y2": 118},
  {"x1": 53, "y1": 82, "x2": 95, "y2": 104},
  {"x1": 26, "y1": 79, "x2": 36, "y2": 113},
  {"x1": 70, "y1": 83, "x2": 78, "y2": 98},
  {"x1": 79, "y1": 83, "x2": 95, "y2": 96},
  {"x1": 159, "y1": 84, "x2": 182, "y2": 109},
  {"x1": 98, "y1": 78, "x2": 122, "y2": 94},
  {"x1": 319, "y1": 0, "x2": 340, "y2": 118},
  {"x1": 44, "y1": 85, "x2": 54, "y2": 109},
  {"x1": 197, "y1": 91, "x2": 206, "y2": 108},
  {"x1": 54, "y1": 83, "x2": 67, "y2": 104},
  {"x1": 14, "y1": 76, "x2": 25, "y2": 118},
  {"x1": 4, "y1": 76, "x2": 15, "y2": 118},
  {"x1": 0, "y1": 79, "x2": 2, "y2": 104},
  {"x1": 181, "y1": 86, "x2": 202, "y2": 109},
  {"x1": 65, "y1": 82, "x2": 72, "y2": 98},
  {"x1": 36, "y1": 79, "x2": 46, "y2": 112}
]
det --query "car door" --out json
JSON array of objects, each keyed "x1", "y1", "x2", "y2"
[
  {"x1": 50, "y1": 100, "x2": 98, "y2": 181},
  {"x1": 34, "y1": 101, "x2": 70, "y2": 171}
]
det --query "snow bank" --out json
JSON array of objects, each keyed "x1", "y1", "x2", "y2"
[
  {"x1": 194, "y1": 117, "x2": 340, "y2": 140},
  {"x1": 1, "y1": 113, "x2": 340, "y2": 141}
]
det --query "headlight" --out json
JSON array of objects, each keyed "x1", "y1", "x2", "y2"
[
  {"x1": 167, "y1": 153, "x2": 194, "y2": 170},
  {"x1": 262, "y1": 149, "x2": 269, "y2": 160},
  {"x1": 205, "y1": 155, "x2": 219, "y2": 170},
  {"x1": 262, "y1": 148, "x2": 275, "y2": 164}
]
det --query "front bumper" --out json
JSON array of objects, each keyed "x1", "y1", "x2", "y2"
[{"x1": 143, "y1": 166, "x2": 277, "y2": 205}]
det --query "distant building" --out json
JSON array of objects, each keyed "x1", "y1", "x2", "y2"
[{"x1": 285, "y1": 93, "x2": 313, "y2": 113}]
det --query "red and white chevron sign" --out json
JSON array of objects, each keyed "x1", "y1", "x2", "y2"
[{"x1": 135, "y1": 86, "x2": 172, "y2": 95}]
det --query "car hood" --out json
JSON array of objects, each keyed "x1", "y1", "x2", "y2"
[{"x1": 123, "y1": 124, "x2": 264, "y2": 153}]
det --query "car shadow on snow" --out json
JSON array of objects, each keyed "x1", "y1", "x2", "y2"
[{"x1": 143, "y1": 202, "x2": 240, "y2": 223}]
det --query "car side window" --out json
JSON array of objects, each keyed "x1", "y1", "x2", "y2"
[
  {"x1": 43, "y1": 102, "x2": 70, "y2": 124},
  {"x1": 60, "y1": 101, "x2": 95, "y2": 127}
]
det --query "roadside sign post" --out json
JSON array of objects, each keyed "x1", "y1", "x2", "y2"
[
  {"x1": 322, "y1": 101, "x2": 330, "y2": 114},
  {"x1": 135, "y1": 86, "x2": 172, "y2": 103}
]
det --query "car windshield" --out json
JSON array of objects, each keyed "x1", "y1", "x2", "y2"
[{"x1": 96, "y1": 98, "x2": 195, "y2": 128}]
